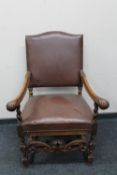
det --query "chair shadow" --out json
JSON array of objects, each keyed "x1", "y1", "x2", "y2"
[{"x1": 33, "y1": 151, "x2": 84, "y2": 165}]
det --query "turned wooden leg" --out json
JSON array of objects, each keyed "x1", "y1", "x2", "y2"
[
  {"x1": 30, "y1": 136, "x2": 39, "y2": 164},
  {"x1": 20, "y1": 139, "x2": 29, "y2": 167},
  {"x1": 17, "y1": 127, "x2": 29, "y2": 167},
  {"x1": 83, "y1": 139, "x2": 95, "y2": 164},
  {"x1": 20, "y1": 136, "x2": 29, "y2": 167},
  {"x1": 87, "y1": 142, "x2": 95, "y2": 164},
  {"x1": 84, "y1": 103, "x2": 98, "y2": 164},
  {"x1": 30, "y1": 151, "x2": 35, "y2": 164},
  {"x1": 87, "y1": 122, "x2": 97, "y2": 164}
]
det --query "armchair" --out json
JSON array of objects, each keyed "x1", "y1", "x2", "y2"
[{"x1": 6, "y1": 31, "x2": 109, "y2": 167}]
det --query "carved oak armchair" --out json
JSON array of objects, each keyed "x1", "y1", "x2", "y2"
[{"x1": 6, "y1": 31, "x2": 109, "y2": 167}]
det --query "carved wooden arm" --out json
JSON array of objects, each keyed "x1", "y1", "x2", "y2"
[
  {"x1": 80, "y1": 70, "x2": 109, "y2": 109},
  {"x1": 6, "y1": 71, "x2": 31, "y2": 111}
]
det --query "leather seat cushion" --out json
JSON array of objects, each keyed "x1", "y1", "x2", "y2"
[{"x1": 21, "y1": 94, "x2": 93, "y2": 131}]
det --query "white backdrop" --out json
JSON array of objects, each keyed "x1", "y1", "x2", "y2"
[{"x1": 0, "y1": 0, "x2": 117, "y2": 119}]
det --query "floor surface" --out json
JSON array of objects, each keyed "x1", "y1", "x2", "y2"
[{"x1": 0, "y1": 118, "x2": 117, "y2": 175}]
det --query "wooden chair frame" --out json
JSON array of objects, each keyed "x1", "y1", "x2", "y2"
[{"x1": 6, "y1": 70, "x2": 109, "y2": 167}]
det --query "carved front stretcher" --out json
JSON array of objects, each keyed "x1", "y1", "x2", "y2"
[{"x1": 19, "y1": 132, "x2": 90, "y2": 166}]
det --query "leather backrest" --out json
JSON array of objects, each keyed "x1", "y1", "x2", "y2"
[{"x1": 26, "y1": 31, "x2": 83, "y2": 87}]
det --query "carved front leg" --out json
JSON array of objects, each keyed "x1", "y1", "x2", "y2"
[
  {"x1": 20, "y1": 144, "x2": 29, "y2": 167},
  {"x1": 86, "y1": 103, "x2": 98, "y2": 164},
  {"x1": 17, "y1": 126, "x2": 29, "y2": 167}
]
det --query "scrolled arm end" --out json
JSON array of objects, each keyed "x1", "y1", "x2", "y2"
[
  {"x1": 96, "y1": 98, "x2": 109, "y2": 110},
  {"x1": 6, "y1": 99, "x2": 18, "y2": 111},
  {"x1": 6, "y1": 71, "x2": 31, "y2": 112},
  {"x1": 80, "y1": 70, "x2": 109, "y2": 110}
]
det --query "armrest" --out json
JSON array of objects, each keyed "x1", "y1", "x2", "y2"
[
  {"x1": 80, "y1": 70, "x2": 109, "y2": 110},
  {"x1": 6, "y1": 71, "x2": 31, "y2": 111}
]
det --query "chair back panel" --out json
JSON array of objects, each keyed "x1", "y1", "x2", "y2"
[{"x1": 26, "y1": 31, "x2": 83, "y2": 87}]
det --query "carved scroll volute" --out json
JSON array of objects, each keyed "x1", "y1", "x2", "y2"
[{"x1": 27, "y1": 138, "x2": 87, "y2": 153}]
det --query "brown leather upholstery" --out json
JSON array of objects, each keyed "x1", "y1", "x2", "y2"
[
  {"x1": 21, "y1": 94, "x2": 93, "y2": 131},
  {"x1": 26, "y1": 32, "x2": 83, "y2": 87}
]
